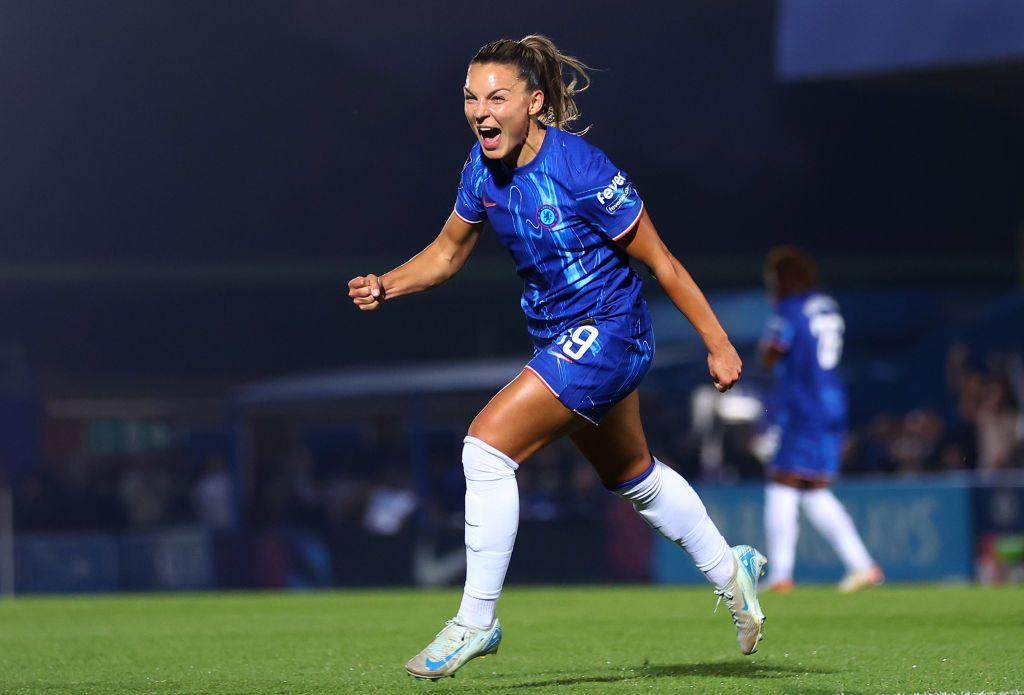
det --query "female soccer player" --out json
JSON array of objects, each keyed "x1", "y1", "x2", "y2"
[
  {"x1": 348, "y1": 35, "x2": 767, "y2": 680},
  {"x1": 759, "y1": 246, "x2": 883, "y2": 593}
]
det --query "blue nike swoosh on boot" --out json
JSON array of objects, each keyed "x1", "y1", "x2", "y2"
[
  {"x1": 741, "y1": 551, "x2": 758, "y2": 579},
  {"x1": 424, "y1": 645, "x2": 465, "y2": 670},
  {"x1": 739, "y1": 550, "x2": 759, "y2": 610}
]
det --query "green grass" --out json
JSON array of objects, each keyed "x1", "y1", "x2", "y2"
[{"x1": 0, "y1": 585, "x2": 1021, "y2": 694}]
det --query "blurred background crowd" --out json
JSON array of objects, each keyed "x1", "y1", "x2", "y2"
[{"x1": 10, "y1": 342, "x2": 1023, "y2": 537}]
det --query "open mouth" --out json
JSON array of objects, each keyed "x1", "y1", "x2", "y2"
[{"x1": 478, "y1": 126, "x2": 502, "y2": 150}]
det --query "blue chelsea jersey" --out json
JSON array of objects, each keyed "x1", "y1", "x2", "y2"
[
  {"x1": 453, "y1": 126, "x2": 648, "y2": 342},
  {"x1": 763, "y1": 292, "x2": 848, "y2": 431}
]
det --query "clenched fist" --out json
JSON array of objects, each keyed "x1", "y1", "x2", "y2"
[
  {"x1": 708, "y1": 341, "x2": 742, "y2": 392},
  {"x1": 347, "y1": 274, "x2": 385, "y2": 311}
]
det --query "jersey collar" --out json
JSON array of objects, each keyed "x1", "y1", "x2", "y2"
[{"x1": 506, "y1": 124, "x2": 556, "y2": 176}]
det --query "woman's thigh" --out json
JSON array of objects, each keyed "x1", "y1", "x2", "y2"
[
  {"x1": 569, "y1": 390, "x2": 652, "y2": 486},
  {"x1": 468, "y1": 369, "x2": 586, "y2": 463}
]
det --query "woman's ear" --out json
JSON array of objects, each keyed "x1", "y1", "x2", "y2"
[{"x1": 528, "y1": 89, "x2": 545, "y2": 117}]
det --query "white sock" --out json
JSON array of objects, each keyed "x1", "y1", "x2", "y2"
[
  {"x1": 800, "y1": 488, "x2": 874, "y2": 572},
  {"x1": 764, "y1": 482, "x2": 800, "y2": 584},
  {"x1": 612, "y1": 459, "x2": 734, "y2": 589},
  {"x1": 457, "y1": 436, "x2": 519, "y2": 628},
  {"x1": 457, "y1": 594, "x2": 496, "y2": 630}
]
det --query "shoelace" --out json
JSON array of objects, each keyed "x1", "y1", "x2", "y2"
[
  {"x1": 428, "y1": 618, "x2": 469, "y2": 657},
  {"x1": 713, "y1": 589, "x2": 740, "y2": 627}
]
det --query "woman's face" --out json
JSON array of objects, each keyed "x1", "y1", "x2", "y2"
[{"x1": 464, "y1": 62, "x2": 543, "y2": 161}]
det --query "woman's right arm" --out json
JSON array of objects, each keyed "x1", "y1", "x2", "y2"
[{"x1": 347, "y1": 211, "x2": 482, "y2": 311}]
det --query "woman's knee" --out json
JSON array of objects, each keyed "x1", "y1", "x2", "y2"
[
  {"x1": 466, "y1": 411, "x2": 502, "y2": 447},
  {"x1": 466, "y1": 373, "x2": 579, "y2": 462}
]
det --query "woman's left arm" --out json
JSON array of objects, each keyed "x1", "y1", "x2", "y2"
[{"x1": 618, "y1": 209, "x2": 742, "y2": 392}]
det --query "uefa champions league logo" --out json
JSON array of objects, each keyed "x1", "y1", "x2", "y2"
[{"x1": 536, "y1": 203, "x2": 560, "y2": 229}]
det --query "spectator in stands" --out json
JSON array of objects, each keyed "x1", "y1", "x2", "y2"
[
  {"x1": 119, "y1": 456, "x2": 174, "y2": 528},
  {"x1": 975, "y1": 377, "x2": 1021, "y2": 469},
  {"x1": 192, "y1": 455, "x2": 238, "y2": 530},
  {"x1": 889, "y1": 409, "x2": 945, "y2": 474},
  {"x1": 946, "y1": 343, "x2": 1023, "y2": 471}
]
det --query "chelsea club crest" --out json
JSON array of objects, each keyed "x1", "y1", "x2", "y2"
[{"x1": 536, "y1": 203, "x2": 560, "y2": 229}]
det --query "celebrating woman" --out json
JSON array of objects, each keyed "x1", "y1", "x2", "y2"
[{"x1": 348, "y1": 35, "x2": 767, "y2": 681}]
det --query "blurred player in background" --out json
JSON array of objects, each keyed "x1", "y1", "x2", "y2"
[
  {"x1": 760, "y1": 246, "x2": 884, "y2": 593},
  {"x1": 349, "y1": 35, "x2": 767, "y2": 680}
]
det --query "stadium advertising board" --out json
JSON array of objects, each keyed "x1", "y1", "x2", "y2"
[{"x1": 653, "y1": 481, "x2": 973, "y2": 583}]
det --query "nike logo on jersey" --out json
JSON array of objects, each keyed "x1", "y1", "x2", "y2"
[{"x1": 482, "y1": 197, "x2": 497, "y2": 207}]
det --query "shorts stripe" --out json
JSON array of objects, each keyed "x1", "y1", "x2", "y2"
[
  {"x1": 523, "y1": 365, "x2": 561, "y2": 398},
  {"x1": 572, "y1": 408, "x2": 599, "y2": 426}
]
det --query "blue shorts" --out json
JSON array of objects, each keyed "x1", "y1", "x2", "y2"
[
  {"x1": 524, "y1": 312, "x2": 654, "y2": 424},
  {"x1": 768, "y1": 425, "x2": 844, "y2": 480}
]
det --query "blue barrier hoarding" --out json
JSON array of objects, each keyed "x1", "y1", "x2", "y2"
[
  {"x1": 15, "y1": 528, "x2": 214, "y2": 593},
  {"x1": 16, "y1": 534, "x2": 120, "y2": 593},
  {"x1": 120, "y1": 528, "x2": 214, "y2": 591},
  {"x1": 653, "y1": 481, "x2": 973, "y2": 584}
]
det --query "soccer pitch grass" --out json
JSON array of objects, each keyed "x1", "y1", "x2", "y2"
[{"x1": 0, "y1": 586, "x2": 1021, "y2": 694}]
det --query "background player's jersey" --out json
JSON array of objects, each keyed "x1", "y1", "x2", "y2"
[
  {"x1": 454, "y1": 127, "x2": 648, "y2": 342},
  {"x1": 763, "y1": 292, "x2": 848, "y2": 432}
]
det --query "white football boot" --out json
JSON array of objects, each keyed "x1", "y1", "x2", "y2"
[
  {"x1": 714, "y1": 545, "x2": 768, "y2": 654},
  {"x1": 404, "y1": 616, "x2": 501, "y2": 680},
  {"x1": 838, "y1": 565, "x2": 884, "y2": 593}
]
